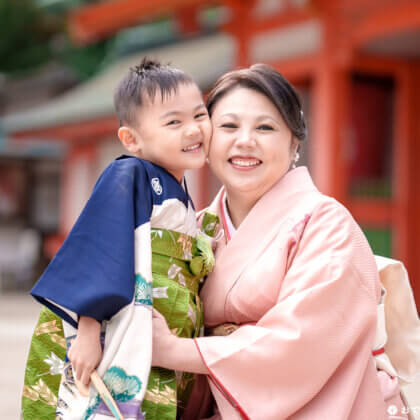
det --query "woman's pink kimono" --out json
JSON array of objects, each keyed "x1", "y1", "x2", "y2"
[{"x1": 187, "y1": 167, "x2": 408, "y2": 420}]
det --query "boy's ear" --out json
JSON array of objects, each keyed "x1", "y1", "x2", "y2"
[{"x1": 118, "y1": 126, "x2": 143, "y2": 154}]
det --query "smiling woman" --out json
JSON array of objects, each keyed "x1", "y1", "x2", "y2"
[
  {"x1": 151, "y1": 64, "x2": 411, "y2": 420},
  {"x1": 205, "y1": 64, "x2": 305, "y2": 228},
  {"x1": 208, "y1": 87, "x2": 298, "y2": 227}
]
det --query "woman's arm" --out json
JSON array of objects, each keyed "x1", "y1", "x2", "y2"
[
  {"x1": 162, "y1": 200, "x2": 382, "y2": 419},
  {"x1": 152, "y1": 309, "x2": 208, "y2": 374}
]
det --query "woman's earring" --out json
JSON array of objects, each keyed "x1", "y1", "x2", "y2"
[
  {"x1": 292, "y1": 152, "x2": 300, "y2": 169},
  {"x1": 206, "y1": 157, "x2": 210, "y2": 164}
]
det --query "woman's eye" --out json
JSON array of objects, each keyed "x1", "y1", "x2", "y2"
[
  {"x1": 220, "y1": 123, "x2": 237, "y2": 129},
  {"x1": 166, "y1": 120, "x2": 181, "y2": 126},
  {"x1": 257, "y1": 124, "x2": 274, "y2": 131}
]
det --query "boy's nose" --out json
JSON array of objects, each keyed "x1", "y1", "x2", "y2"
[{"x1": 185, "y1": 123, "x2": 201, "y2": 138}]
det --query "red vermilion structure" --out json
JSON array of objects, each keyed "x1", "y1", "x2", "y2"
[{"x1": 10, "y1": 0, "x2": 420, "y2": 305}]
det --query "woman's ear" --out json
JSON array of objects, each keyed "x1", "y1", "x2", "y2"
[
  {"x1": 290, "y1": 137, "x2": 299, "y2": 158},
  {"x1": 118, "y1": 126, "x2": 143, "y2": 154}
]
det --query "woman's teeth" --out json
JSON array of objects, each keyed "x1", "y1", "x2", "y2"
[
  {"x1": 183, "y1": 143, "x2": 201, "y2": 152},
  {"x1": 230, "y1": 158, "x2": 261, "y2": 167}
]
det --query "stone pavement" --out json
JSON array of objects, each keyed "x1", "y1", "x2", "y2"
[
  {"x1": 1, "y1": 293, "x2": 419, "y2": 420},
  {"x1": 0, "y1": 294, "x2": 39, "y2": 420}
]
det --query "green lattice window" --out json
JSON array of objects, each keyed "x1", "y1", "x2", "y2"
[{"x1": 362, "y1": 227, "x2": 392, "y2": 258}]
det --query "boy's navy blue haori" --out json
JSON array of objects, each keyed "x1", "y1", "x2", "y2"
[{"x1": 24, "y1": 156, "x2": 216, "y2": 420}]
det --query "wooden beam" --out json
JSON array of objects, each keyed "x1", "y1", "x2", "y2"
[
  {"x1": 11, "y1": 116, "x2": 118, "y2": 143},
  {"x1": 223, "y1": 6, "x2": 316, "y2": 35},
  {"x1": 68, "y1": 0, "x2": 216, "y2": 45},
  {"x1": 348, "y1": 199, "x2": 393, "y2": 226},
  {"x1": 351, "y1": 0, "x2": 420, "y2": 49},
  {"x1": 353, "y1": 54, "x2": 409, "y2": 75},
  {"x1": 267, "y1": 54, "x2": 320, "y2": 82}
]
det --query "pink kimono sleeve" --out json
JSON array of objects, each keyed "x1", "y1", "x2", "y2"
[{"x1": 194, "y1": 201, "x2": 382, "y2": 420}]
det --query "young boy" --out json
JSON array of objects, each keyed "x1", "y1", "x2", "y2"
[{"x1": 22, "y1": 59, "x2": 217, "y2": 420}]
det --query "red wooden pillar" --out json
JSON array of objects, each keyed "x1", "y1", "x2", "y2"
[
  {"x1": 224, "y1": 0, "x2": 256, "y2": 68},
  {"x1": 395, "y1": 64, "x2": 420, "y2": 305},
  {"x1": 176, "y1": 5, "x2": 200, "y2": 35},
  {"x1": 393, "y1": 66, "x2": 411, "y2": 263},
  {"x1": 311, "y1": 16, "x2": 350, "y2": 202},
  {"x1": 411, "y1": 64, "x2": 420, "y2": 306},
  {"x1": 60, "y1": 142, "x2": 98, "y2": 235}
]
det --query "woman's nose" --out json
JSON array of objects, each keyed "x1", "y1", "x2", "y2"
[{"x1": 235, "y1": 129, "x2": 255, "y2": 147}]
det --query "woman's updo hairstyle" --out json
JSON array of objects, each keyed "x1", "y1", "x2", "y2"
[{"x1": 206, "y1": 63, "x2": 306, "y2": 141}]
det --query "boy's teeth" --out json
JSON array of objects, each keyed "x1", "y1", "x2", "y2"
[
  {"x1": 231, "y1": 158, "x2": 260, "y2": 167},
  {"x1": 183, "y1": 143, "x2": 200, "y2": 152}
]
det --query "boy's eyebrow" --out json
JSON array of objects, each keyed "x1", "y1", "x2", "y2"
[{"x1": 160, "y1": 104, "x2": 206, "y2": 120}]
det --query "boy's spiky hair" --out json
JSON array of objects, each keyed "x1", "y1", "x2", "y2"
[{"x1": 114, "y1": 57, "x2": 194, "y2": 127}]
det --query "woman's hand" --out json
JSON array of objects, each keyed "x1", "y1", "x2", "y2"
[
  {"x1": 68, "y1": 316, "x2": 102, "y2": 387},
  {"x1": 207, "y1": 323, "x2": 239, "y2": 336},
  {"x1": 152, "y1": 309, "x2": 208, "y2": 374},
  {"x1": 152, "y1": 309, "x2": 176, "y2": 368}
]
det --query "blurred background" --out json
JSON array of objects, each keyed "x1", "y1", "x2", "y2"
[{"x1": 0, "y1": 0, "x2": 419, "y2": 418}]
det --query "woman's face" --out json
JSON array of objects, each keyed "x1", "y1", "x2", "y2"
[{"x1": 208, "y1": 87, "x2": 298, "y2": 201}]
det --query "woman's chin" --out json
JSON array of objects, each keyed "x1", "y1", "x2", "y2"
[{"x1": 226, "y1": 180, "x2": 265, "y2": 197}]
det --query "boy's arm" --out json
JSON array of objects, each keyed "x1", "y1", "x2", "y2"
[{"x1": 68, "y1": 316, "x2": 102, "y2": 386}]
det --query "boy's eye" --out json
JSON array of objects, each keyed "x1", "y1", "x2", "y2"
[
  {"x1": 166, "y1": 120, "x2": 181, "y2": 126},
  {"x1": 220, "y1": 123, "x2": 237, "y2": 129},
  {"x1": 257, "y1": 124, "x2": 274, "y2": 131},
  {"x1": 195, "y1": 112, "x2": 208, "y2": 119}
]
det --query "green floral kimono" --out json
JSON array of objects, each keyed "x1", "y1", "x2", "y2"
[{"x1": 22, "y1": 213, "x2": 219, "y2": 420}]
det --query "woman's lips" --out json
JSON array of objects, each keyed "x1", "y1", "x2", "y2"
[{"x1": 229, "y1": 156, "x2": 262, "y2": 169}]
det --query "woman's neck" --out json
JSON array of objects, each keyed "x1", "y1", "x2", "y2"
[{"x1": 224, "y1": 189, "x2": 259, "y2": 229}]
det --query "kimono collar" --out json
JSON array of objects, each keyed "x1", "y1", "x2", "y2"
[
  {"x1": 220, "y1": 190, "x2": 236, "y2": 241},
  {"x1": 210, "y1": 166, "x2": 318, "y2": 283},
  {"x1": 218, "y1": 166, "x2": 317, "y2": 243}
]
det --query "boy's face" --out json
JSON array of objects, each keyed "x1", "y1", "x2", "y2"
[{"x1": 126, "y1": 83, "x2": 211, "y2": 182}]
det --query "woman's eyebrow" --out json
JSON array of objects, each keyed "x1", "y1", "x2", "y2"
[
  {"x1": 218, "y1": 113, "x2": 238, "y2": 119},
  {"x1": 218, "y1": 113, "x2": 279, "y2": 124},
  {"x1": 256, "y1": 114, "x2": 279, "y2": 122}
]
